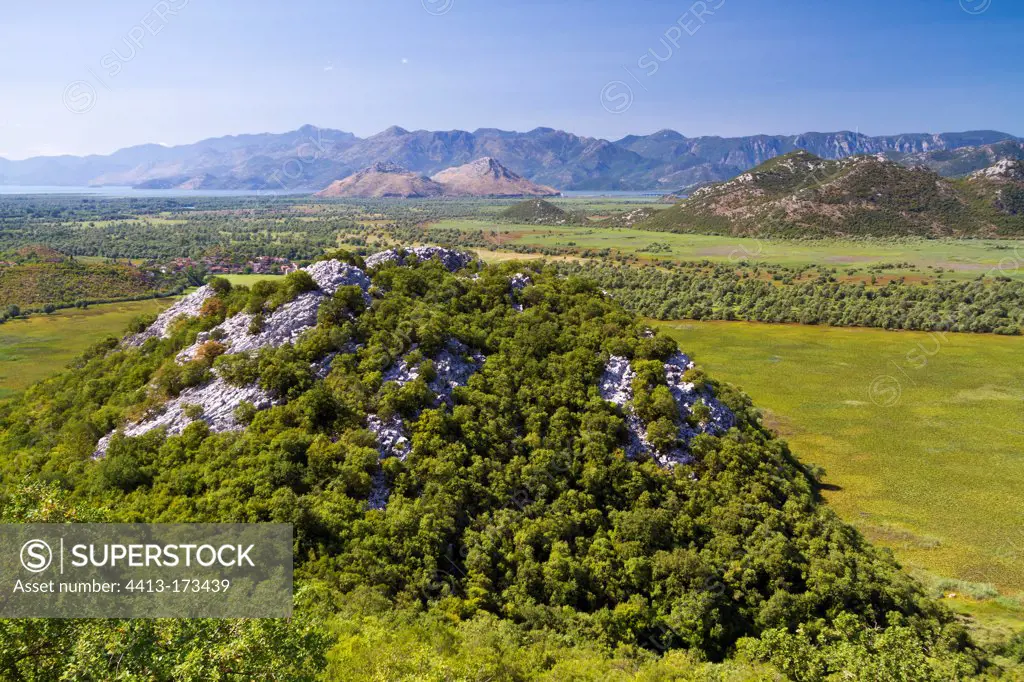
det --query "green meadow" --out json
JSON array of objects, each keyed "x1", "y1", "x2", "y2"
[
  {"x1": 219, "y1": 273, "x2": 286, "y2": 287},
  {"x1": 432, "y1": 218, "x2": 1024, "y2": 280},
  {"x1": 0, "y1": 298, "x2": 174, "y2": 400},
  {"x1": 656, "y1": 319, "x2": 1024, "y2": 629}
]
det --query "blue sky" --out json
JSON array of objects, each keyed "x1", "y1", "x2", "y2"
[{"x1": 0, "y1": 0, "x2": 1021, "y2": 158}]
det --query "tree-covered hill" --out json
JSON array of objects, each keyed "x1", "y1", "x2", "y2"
[
  {"x1": 0, "y1": 260, "x2": 179, "y2": 312},
  {"x1": 639, "y1": 152, "x2": 1024, "y2": 238},
  {"x1": 0, "y1": 250, "x2": 999, "y2": 679},
  {"x1": 498, "y1": 199, "x2": 580, "y2": 225}
]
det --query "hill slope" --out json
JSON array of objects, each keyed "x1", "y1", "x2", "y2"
[
  {"x1": 430, "y1": 157, "x2": 560, "y2": 197},
  {"x1": 0, "y1": 261, "x2": 173, "y2": 310},
  {"x1": 639, "y1": 152, "x2": 1024, "y2": 237},
  {"x1": 498, "y1": 198, "x2": 575, "y2": 224},
  {"x1": 0, "y1": 248, "x2": 983, "y2": 678},
  {"x1": 315, "y1": 162, "x2": 446, "y2": 198}
]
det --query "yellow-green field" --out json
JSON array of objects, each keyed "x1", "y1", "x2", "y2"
[
  {"x1": 432, "y1": 219, "x2": 1024, "y2": 280},
  {"x1": 657, "y1": 319, "x2": 1024, "y2": 631},
  {"x1": 219, "y1": 273, "x2": 286, "y2": 287},
  {"x1": 0, "y1": 299, "x2": 175, "y2": 400}
]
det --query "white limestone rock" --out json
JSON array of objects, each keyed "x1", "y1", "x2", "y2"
[
  {"x1": 599, "y1": 355, "x2": 634, "y2": 406},
  {"x1": 304, "y1": 259, "x2": 372, "y2": 295},
  {"x1": 366, "y1": 414, "x2": 410, "y2": 461},
  {"x1": 93, "y1": 378, "x2": 275, "y2": 459},
  {"x1": 366, "y1": 338, "x2": 486, "y2": 509},
  {"x1": 509, "y1": 273, "x2": 533, "y2": 312},
  {"x1": 365, "y1": 247, "x2": 474, "y2": 272},
  {"x1": 509, "y1": 273, "x2": 532, "y2": 291},
  {"x1": 429, "y1": 339, "x2": 486, "y2": 405},
  {"x1": 123, "y1": 286, "x2": 215, "y2": 347},
  {"x1": 177, "y1": 260, "x2": 371, "y2": 362},
  {"x1": 598, "y1": 351, "x2": 735, "y2": 466},
  {"x1": 664, "y1": 352, "x2": 735, "y2": 437}
]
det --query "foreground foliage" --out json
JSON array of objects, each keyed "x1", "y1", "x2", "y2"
[{"x1": 555, "y1": 261, "x2": 1024, "y2": 335}]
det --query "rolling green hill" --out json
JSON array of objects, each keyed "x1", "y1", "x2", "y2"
[
  {"x1": 498, "y1": 198, "x2": 578, "y2": 224},
  {"x1": 639, "y1": 152, "x2": 1024, "y2": 238},
  {"x1": 0, "y1": 261, "x2": 177, "y2": 312}
]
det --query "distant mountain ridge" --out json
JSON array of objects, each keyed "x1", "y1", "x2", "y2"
[{"x1": 0, "y1": 124, "x2": 1018, "y2": 192}]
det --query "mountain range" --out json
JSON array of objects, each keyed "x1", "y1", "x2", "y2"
[
  {"x1": 639, "y1": 152, "x2": 1024, "y2": 238},
  {"x1": 0, "y1": 124, "x2": 1020, "y2": 192}
]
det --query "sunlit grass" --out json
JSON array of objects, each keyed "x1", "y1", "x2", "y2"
[
  {"x1": 429, "y1": 219, "x2": 1024, "y2": 280},
  {"x1": 656, "y1": 319, "x2": 1024, "y2": 602},
  {"x1": 0, "y1": 299, "x2": 175, "y2": 400}
]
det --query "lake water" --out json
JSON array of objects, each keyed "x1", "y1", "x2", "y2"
[
  {"x1": 0, "y1": 186, "x2": 310, "y2": 198},
  {"x1": 0, "y1": 186, "x2": 669, "y2": 199}
]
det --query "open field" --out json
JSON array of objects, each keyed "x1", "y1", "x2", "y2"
[
  {"x1": 0, "y1": 298, "x2": 175, "y2": 400},
  {"x1": 219, "y1": 273, "x2": 286, "y2": 287},
  {"x1": 430, "y1": 219, "x2": 1024, "y2": 281},
  {"x1": 656, "y1": 319, "x2": 1024, "y2": 629}
]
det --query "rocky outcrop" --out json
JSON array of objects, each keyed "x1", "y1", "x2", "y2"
[
  {"x1": 663, "y1": 352, "x2": 735, "y2": 441},
  {"x1": 366, "y1": 414, "x2": 411, "y2": 461},
  {"x1": 509, "y1": 273, "x2": 532, "y2": 311},
  {"x1": 365, "y1": 338, "x2": 486, "y2": 509},
  {"x1": 365, "y1": 247, "x2": 475, "y2": 272},
  {"x1": 177, "y1": 261, "x2": 370, "y2": 362},
  {"x1": 598, "y1": 352, "x2": 734, "y2": 466},
  {"x1": 96, "y1": 259, "x2": 371, "y2": 458},
  {"x1": 972, "y1": 159, "x2": 1024, "y2": 183},
  {"x1": 94, "y1": 378, "x2": 274, "y2": 459},
  {"x1": 598, "y1": 355, "x2": 651, "y2": 460},
  {"x1": 124, "y1": 285, "x2": 215, "y2": 347}
]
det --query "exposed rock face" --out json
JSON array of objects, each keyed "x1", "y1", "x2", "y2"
[
  {"x1": 599, "y1": 355, "x2": 634, "y2": 407},
  {"x1": 94, "y1": 378, "x2": 274, "y2": 459},
  {"x1": 663, "y1": 352, "x2": 735, "y2": 441},
  {"x1": 177, "y1": 261, "x2": 371, "y2": 362},
  {"x1": 509, "y1": 273, "x2": 532, "y2": 311},
  {"x1": 366, "y1": 338, "x2": 486, "y2": 509},
  {"x1": 305, "y1": 259, "x2": 374, "y2": 295},
  {"x1": 123, "y1": 285, "x2": 214, "y2": 347},
  {"x1": 509, "y1": 273, "x2": 532, "y2": 291},
  {"x1": 598, "y1": 355, "x2": 651, "y2": 460},
  {"x1": 365, "y1": 247, "x2": 474, "y2": 272},
  {"x1": 97, "y1": 260, "x2": 371, "y2": 458},
  {"x1": 598, "y1": 352, "x2": 734, "y2": 466},
  {"x1": 431, "y1": 157, "x2": 560, "y2": 197},
  {"x1": 972, "y1": 159, "x2": 1024, "y2": 182},
  {"x1": 367, "y1": 414, "x2": 411, "y2": 461}
]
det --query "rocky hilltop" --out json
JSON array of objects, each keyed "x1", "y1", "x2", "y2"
[
  {"x1": 0, "y1": 243, "x2": 979, "y2": 676},
  {"x1": 430, "y1": 157, "x2": 560, "y2": 197},
  {"x1": 315, "y1": 162, "x2": 446, "y2": 198},
  {"x1": 92, "y1": 246, "x2": 735, "y2": 503},
  {"x1": 639, "y1": 151, "x2": 1024, "y2": 237}
]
